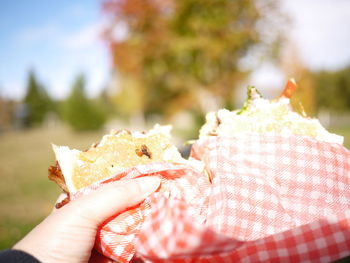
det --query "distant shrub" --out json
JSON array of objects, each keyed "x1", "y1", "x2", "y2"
[
  {"x1": 23, "y1": 70, "x2": 54, "y2": 127},
  {"x1": 61, "y1": 74, "x2": 107, "y2": 131}
]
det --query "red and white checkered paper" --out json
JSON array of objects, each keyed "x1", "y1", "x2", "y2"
[
  {"x1": 72, "y1": 162, "x2": 211, "y2": 263},
  {"x1": 74, "y1": 133, "x2": 350, "y2": 262}
]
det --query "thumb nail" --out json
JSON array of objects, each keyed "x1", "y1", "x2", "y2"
[{"x1": 135, "y1": 176, "x2": 161, "y2": 198}]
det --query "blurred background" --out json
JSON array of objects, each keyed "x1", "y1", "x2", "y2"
[{"x1": 1, "y1": 0, "x2": 350, "y2": 249}]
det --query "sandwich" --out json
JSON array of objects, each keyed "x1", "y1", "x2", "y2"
[
  {"x1": 48, "y1": 124, "x2": 187, "y2": 195},
  {"x1": 199, "y1": 79, "x2": 343, "y2": 145}
]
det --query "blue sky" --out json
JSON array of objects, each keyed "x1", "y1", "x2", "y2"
[
  {"x1": 0, "y1": 0, "x2": 109, "y2": 99},
  {"x1": 1, "y1": 0, "x2": 350, "y2": 100}
]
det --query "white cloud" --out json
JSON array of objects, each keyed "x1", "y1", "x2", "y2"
[
  {"x1": 16, "y1": 23, "x2": 61, "y2": 45},
  {"x1": 60, "y1": 22, "x2": 103, "y2": 50},
  {"x1": 56, "y1": 22, "x2": 110, "y2": 98}
]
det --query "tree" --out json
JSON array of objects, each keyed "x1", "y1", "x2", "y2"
[
  {"x1": 61, "y1": 74, "x2": 107, "y2": 131},
  {"x1": 314, "y1": 65, "x2": 350, "y2": 112},
  {"x1": 102, "y1": 0, "x2": 285, "y2": 119},
  {"x1": 95, "y1": 86, "x2": 117, "y2": 119},
  {"x1": 23, "y1": 70, "x2": 53, "y2": 126}
]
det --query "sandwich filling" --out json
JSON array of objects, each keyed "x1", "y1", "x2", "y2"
[
  {"x1": 199, "y1": 80, "x2": 343, "y2": 145},
  {"x1": 50, "y1": 124, "x2": 185, "y2": 193}
]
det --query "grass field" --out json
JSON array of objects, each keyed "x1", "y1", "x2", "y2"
[
  {"x1": 0, "y1": 125, "x2": 349, "y2": 249},
  {"x1": 0, "y1": 126, "x2": 105, "y2": 248}
]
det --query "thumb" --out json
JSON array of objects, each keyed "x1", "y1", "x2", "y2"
[{"x1": 64, "y1": 176, "x2": 161, "y2": 225}]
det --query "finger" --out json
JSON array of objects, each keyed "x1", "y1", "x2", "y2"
[{"x1": 65, "y1": 176, "x2": 161, "y2": 225}]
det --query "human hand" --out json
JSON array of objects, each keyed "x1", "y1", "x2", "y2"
[{"x1": 14, "y1": 176, "x2": 161, "y2": 263}]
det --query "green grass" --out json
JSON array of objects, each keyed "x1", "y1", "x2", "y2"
[
  {"x1": 0, "y1": 125, "x2": 349, "y2": 249},
  {"x1": 0, "y1": 126, "x2": 105, "y2": 249}
]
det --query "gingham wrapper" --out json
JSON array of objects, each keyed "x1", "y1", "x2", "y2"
[
  {"x1": 71, "y1": 162, "x2": 211, "y2": 263},
  {"x1": 135, "y1": 133, "x2": 350, "y2": 262}
]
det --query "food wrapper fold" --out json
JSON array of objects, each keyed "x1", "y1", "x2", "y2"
[{"x1": 73, "y1": 133, "x2": 350, "y2": 262}]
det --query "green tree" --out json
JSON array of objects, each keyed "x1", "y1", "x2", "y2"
[
  {"x1": 61, "y1": 74, "x2": 107, "y2": 131},
  {"x1": 103, "y1": 0, "x2": 285, "y2": 119},
  {"x1": 314, "y1": 65, "x2": 350, "y2": 112},
  {"x1": 99, "y1": 87, "x2": 116, "y2": 114},
  {"x1": 23, "y1": 70, "x2": 53, "y2": 126}
]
